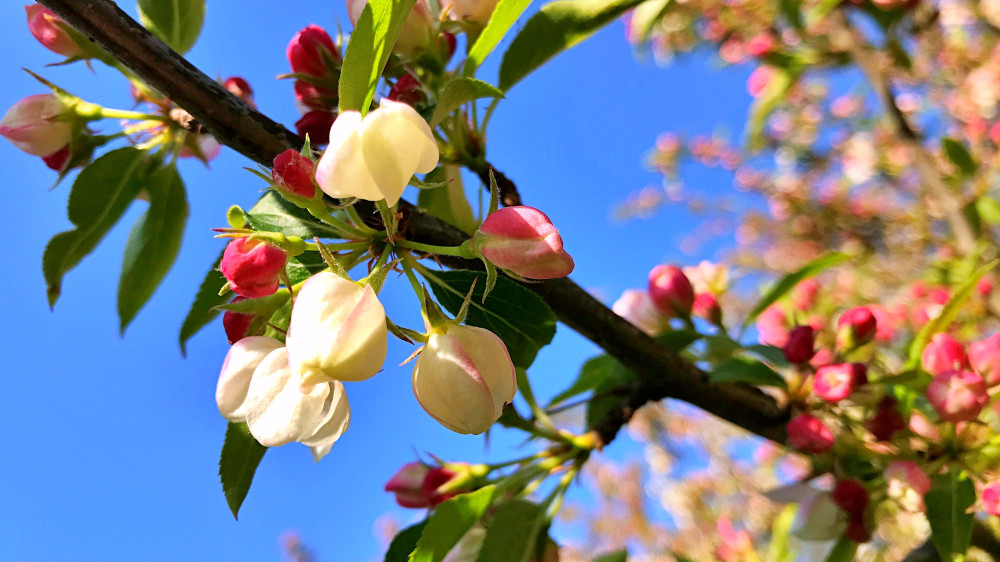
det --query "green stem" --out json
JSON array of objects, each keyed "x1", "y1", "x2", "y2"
[
  {"x1": 303, "y1": 240, "x2": 370, "y2": 252},
  {"x1": 339, "y1": 248, "x2": 369, "y2": 273},
  {"x1": 307, "y1": 206, "x2": 369, "y2": 240},
  {"x1": 344, "y1": 204, "x2": 381, "y2": 236},
  {"x1": 401, "y1": 252, "x2": 428, "y2": 305},
  {"x1": 396, "y1": 239, "x2": 474, "y2": 258},
  {"x1": 99, "y1": 107, "x2": 169, "y2": 121},
  {"x1": 372, "y1": 243, "x2": 392, "y2": 271}
]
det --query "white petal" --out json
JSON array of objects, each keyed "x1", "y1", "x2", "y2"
[
  {"x1": 359, "y1": 100, "x2": 439, "y2": 206},
  {"x1": 451, "y1": 325, "x2": 517, "y2": 414},
  {"x1": 315, "y1": 111, "x2": 384, "y2": 202},
  {"x1": 216, "y1": 336, "x2": 284, "y2": 421},
  {"x1": 243, "y1": 348, "x2": 332, "y2": 447},
  {"x1": 302, "y1": 382, "x2": 351, "y2": 461},
  {"x1": 412, "y1": 333, "x2": 497, "y2": 434}
]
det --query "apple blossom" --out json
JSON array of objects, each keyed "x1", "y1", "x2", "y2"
[
  {"x1": 285, "y1": 272, "x2": 387, "y2": 387},
  {"x1": 831, "y1": 479, "x2": 868, "y2": 519},
  {"x1": 25, "y1": 4, "x2": 85, "y2": 57},
  {"x1": 412, "y1": 325, "x2": 516, "y2": 435},
  {"x1": 885, "y1": 461, "x2": 930, "y2": 512},
  {"x1": 219, "y1": 237, "x2": 288, "y2": 298},
  {"x1": 272, "y1": 149, "x2": 316, "y2": 199},
  {"x1": 315, "y1": 99, "x2": 438, "y2": 206},
  {"x1": 921, "y1": 333, "x2": 967, "y2": 375},
  {"x1": 836, "y1": 306, "x2": 877, "y2": 350},
  {"x1": 473, "y1": 206, "x2": 575, "y2": 279},
  {"x1": 926, "y1": 369, "x2": 988, "y2": 423},
  {"x1": 813, "y1": 363, "x2": 867, "y2": 403},
  {"x1": 968, "y1": 332, "x2": 1000, "y2": 386},
  {"x1": 216, "y1": 336, "x2": 284, "y2": 421},
  {"x1": 612, "y1": 289, "x2": 663, "y2": 335},
  {"x1": 0, "y1": 94, "x2": 72, "y2": 156},
  {"x1": 242, "y1": 348, "x2": 351, "y2": 460},
  {"x1": 786, "y1": 413, "x2": 834, "y2": 454},
  {"x1": 440, "y1": 0, "x2": 500, "y2": 24},
  {"x1": 983, "y1": 482, "x2": 1000, "y2": 516},
  {"x1": 647, "y1": 264, "x2": 694, "y2": 316}
]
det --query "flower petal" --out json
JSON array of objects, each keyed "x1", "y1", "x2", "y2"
[
  {"x1": 216, "y1": 336, "x2": 284, "y2": 421},
  {"x1": 315, "y1": 111, "x2": 384, "y2": 201},
  {"x1": 243, "y1": 348, "x2": 332, "y2": 447}
]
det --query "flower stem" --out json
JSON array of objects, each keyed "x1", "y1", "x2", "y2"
[
  {"x1": 396, "y1": 239, "x2": 475, "y2": 258},
  {"x1": 307, "y1": 206, "x2": 369, "y2": 240},
  {"x1": 98, "y1": 107, "x2": 170, "y2": 121}
]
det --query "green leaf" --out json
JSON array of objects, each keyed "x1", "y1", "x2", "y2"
[
  {"x1": 550, "y1": 354, "x2": 634, "y2": 406},
  {"x1": 118, "y1": 165, "x2": 188, "y2": 333},
  {"x1": 418, "y1": 166, "x2": 477, "y2": 233},
  {"x1": 822, "y1": 536, "x2": 857, "y2": 562},
  {"x1": 906, "y1": 260, "x2": 998, "y2": 369},
  {"x1": 941, "y1": 137, "x2": 978, "y2": 177},
  {"x1": 925, "y1": 469, "x2": 975, "y2": 559},
  {"x1": 137, "y1": 0, "x2": 205, "y2": 54},
  {"x1": 627, "y1": 0, "x2": 672, "y2": 43},
  {"x1": 286, "y1": 252, "x2": 329, "y2": 285},
  {"x1": 742, "y1": 344, "x2": 791, "y2": 367},
  {"x1": 425, "y1": 270, "x2": 557, "y2": 368},
  {"x1": 219, "y1": 421, "x2": 267, "y2": 520},
  {"x1": 975, "y1": 197, "x2": 1000, "y2": 225},
  {"x1": 43, "y1": 147, "x2": 150, "y2": 307},
  {"x1": 430, "y1": 78, "x2": 504, "y2": 127},
  {"x1": 742, "y1": 252, "x2": 849, "y2": 330},
  {"x1": 709, "y1": 357, "x2": 787, "y2": 389},
  {"x1": 804, "y1": 0, "x2": 841, "y2": 27},
  {"x1": 592, "y1": 550, "x2": 628, "y2": 562},
  {"x1": 654, "y1": 329, "x2": 702, "y2": 352},
  {"x1": 498, "y1": 0, "x2": 646, "y2": 91},
  {"x1": 474, "y1": 500, "x2": 545, "y2": 562},
  {"x1": 385, "y1": 521, "x2": 428, "y2": 562},
  {"x1": 463, "y1": 0, "x2": 534, "y2": 76},
  {"x1": 409, "y1": 486, "x2": 496, "y2": 562},
  {"x1": 746, "y1": 67, "x2": 795, "y2": 150},
  {"x1": 179, "y1": 249, "x2": 227, "y2": 355},
  {"x1": 246, "y1": 191, "x2": 345, "y2": 239},
  {"x1": 339, "y1": 0, "x2": 418, "y2": 114}
]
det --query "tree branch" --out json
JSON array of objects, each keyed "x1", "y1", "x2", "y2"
[{"x1": 38, "y1": 0, "x2": 788, "y2": 446}]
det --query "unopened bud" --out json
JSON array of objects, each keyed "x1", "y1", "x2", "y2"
[
  {"x1": 295, "y1": 110, "x2": 336, "y2": 144},
  {"x1": 921, "y1": 333, "x2": 968, "y2": 375},
  {"x1": 272, "y1": 148, "x2": 316, "y2": 200},
  {"x1": 787, "y1": 413, "x2": 834, "y2": 454},
  {"x1": 26, "y1": 4, "x2": 87, "y2": 57},
  {"x1": 220, "y1": 237, "x2": 288, "y2": 298},
  {"x1": 0, "y1": 94, "x2": 72, "y2": 156},
  {"x1": 474, "y1": 207, "x2": 575, "y2": 279},
  {"x1": 813, "y1": 363, "x2": 867, "y2": 403},
  {"x1": 968, "y1": 332, "x2": 1000, "y2": 387},
  {"x1": 836, "y1": 306, "x2": 877, "y2": 350},
  {"x1": 783, "y1": 325, "x2": 816, "y2": 364},
  {"x1": 287, "y1": 25, "x2": 339, "y2": 78},
  {"x1": 647, "y1": 264, "x2": 694, "y2": 317},
  {"x1": 223, "y1": 76, "x2": 255, "y2": 108}
]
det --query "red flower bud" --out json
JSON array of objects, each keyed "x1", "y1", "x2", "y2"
[
  {"x1": 287, "y1": 25, "x2": 339, "y2": 78},
  {"x1": 223, "y1": 296, "x2": 261, "y2": 344},
  {"x1": 836, "y1": 306, "x2": 877, "y2": 350},
  {"x1": 26, "y1": 4, "x2": 84, "y2": 57},
  {"x1": 692, "y1": 292, "x2": 722, "y2": 325},
  {"x1": 647, "y1": 264, "x2": 694, "y2": 316},
  {"x1": 384, "y1": 462, "x2": 459, "y2": 508},
  {"x1": 474, "y1": 206, "x2": 574, "y2": 279},
  {"x1": 787, "y1": 413, "x2": 834, "y2": 454},
  {"x1": 921, "y1": 333, "x2": 968, "y2": 375},
  {"x1": 438, "y1": 32, "x2": 457, "y2": 62},
  {"x1": 844, "y1": 518, "x2": 871, "y2": 543},
  {"x1": 783, "y1": 325, "x2": 816, "y2": 364},
  {"x1": 295, "y1": 110, "x2": 336, "y2": 144},
  {"x1": 272, "y1": 149, "x2": 316, "y2": 199},
  {"x1": 421, "y1": 466, "x2": 460, "y2": 506},
  {"x1": 813, "y1": 363, "x2": 867, "y2": 403},
  {"x1": 294, "y1": 80, "x2": 337, "y2": 111},
  {"x1": 926, "y1": 369, "x2": 988, "y2": 423},
  {"x1": 223, "y1": 76, "x2": 255, "y2": 107},
  {"x1": 969, "y1": 332, "x2": 1000, "y2": 387},
  {"x1": 983, "y1": 482, "x2": 1000, "y2": 516},
  {"x1": 220, "y1": 237, "x2": 288, "y2": 298},
  {"x1": 866, "y1": 397, "x2": 905, "y2": 441},
  {"x1": 387, "y1": 74, "x2": 424, "y2": 107},
  {"x1": 832, "y1": 479, "x2": 869, "y2": 518}
]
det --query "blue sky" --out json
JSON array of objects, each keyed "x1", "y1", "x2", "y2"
[{"x1": 0, "y1": 2, "x2": 756, "y2": 560}]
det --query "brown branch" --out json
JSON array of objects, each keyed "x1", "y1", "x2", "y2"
[{"x1": 38, "y1": 0, "x2": 788, "y2": 446}]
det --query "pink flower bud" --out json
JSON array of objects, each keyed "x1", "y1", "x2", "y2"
[
  {"x1": 787, "y1": 413, "x2": 834, "y2": 454},
  {"x1": 295, "y1": 110, "x2": 336, "y2": 144},
  {"x1": 474, "y1": 207, "x2": 575, "y2": 279},
  {"x1": 272, "y1": 149, "x2": 316, "y2": 199},
  {"x1": 969, "y1": 332, "x2": 1000, "y2": 387},
  {"x1": 783, "y1": 325, "x2": 816, "y2": 364},
  {"x1": 983, "y1": 482, "x2": 1000, "y2": 516},
  {"x1": 287, "y1": 25, "x2": 339, "y2": 78},
  {"x1": 745, "y1": 34, "x2": 774, "y2": 57},
  {"x1": 0, "y1": 94, "x2": 72, "y2": 156},
  {"x1": 792, "y1": 278, "x2": 819, "y2": 311},
  {"x1": 747, "y1": 66, "x2": 776, "y2": 97},
  {"x1": 866, "y1": 397, "x2": 905, "y2": 441},
  {"x1": 921, "y1": 333, "x2": 968, "y2": 375},
  {"x1": 813, "y1": 363, "x2": 867, "y2": 403},
  {"x1": 223, "y1": 296, "x2": 260, "y2": 344},
  {"x1": 885, "y1": 460, "x2": 930, "y2": 512},
  {"x1": 384, "y1": 462, "x2": 432, "y2": 508},
  {"x1": 220, "y1": 237, "x2": 288, "y2": 298},
  {"x1": 692, "y1": 292, "x2": 722, "y2": 325},
  {"x1": 41, "y1": 145, "x2": 71, "y2": 172},
  {"x1": 756, "y1": 305, "x2": 790, "y2": 347},
  {"x1": 294, "y1": 80, "x2": 337, "y2": 111},
  {"x1": 421, "y1": 466, "x2": 460, "y2": 506},
  {"x1": 612, "y1": 289, "x2": 664, "y2": 336},
  {"x1": 412, "y1": 325, "x2": 517, "y2": 434},
  {"x1": 836, "y1": 307, "x2": 877, "y2": 350},
  {"x1": 926, "y1": 369, "x2": 989, "y2": 423},
  {"x1": 223, "y1": 76, "x2": 255, "y2": 108},
  {"x1": 647, "y1": 265, "x2": 694, "y2": 316},
  {"x1": 832, "y1": 479, "x2": 869, "y2": 518},
  {"x1": 440, "y1": 0, "x2": 500, "y2": 24},
  {"x1": 26, "y1": 4, "x2": 84, "y2": 57}
]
